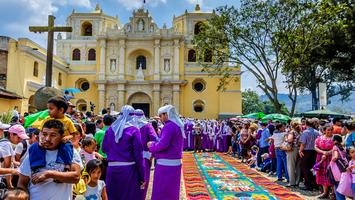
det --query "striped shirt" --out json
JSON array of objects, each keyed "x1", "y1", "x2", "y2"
[{"x1": 299, "y1": 128, "x2": 320, "y2": 150}]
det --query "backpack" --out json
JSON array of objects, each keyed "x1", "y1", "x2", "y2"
[{"x1": 19, "y1": 140, "x2": 28, "y2": 159}]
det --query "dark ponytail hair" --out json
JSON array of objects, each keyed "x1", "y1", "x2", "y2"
[{"x1": 332, "y1": 134, "x2": 344, "y2": 151}]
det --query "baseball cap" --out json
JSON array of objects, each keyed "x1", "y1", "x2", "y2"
[
  {"x1": 0, "y1": 122, "x2": 10, "y2": 130},
  {"x1": 8, "y1": 124, "x2": 29, "y2": 140}
]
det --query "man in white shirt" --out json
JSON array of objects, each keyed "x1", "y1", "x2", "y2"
[{"x1": 17, "y1": 119, "x2": 81, "y2": 200}]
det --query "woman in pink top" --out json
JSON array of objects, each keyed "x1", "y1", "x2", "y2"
[{"x1": 314, "y1": 125, "x2": 334, "y2": 198}]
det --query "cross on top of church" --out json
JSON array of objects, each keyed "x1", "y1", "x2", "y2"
[{"x1": 29, "y1": 15, "x2": 72, "y2": 87}]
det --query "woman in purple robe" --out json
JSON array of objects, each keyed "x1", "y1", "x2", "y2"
[
  {"x1": 102, "y1": 105, "x2": 145, "y2": 200},
  {"x1": 207, "y1": 122, "x2": 215, "y2": 151},
  {"x1": 148, "y1": 105, "x2": 185, "y2": 200},
  {"x1": 134, "y1": 109, "x2": 158, "y2": 199},
  {"x1": 202, "y1": 121, "x2": 209, "y2": 150},
  {"x1": 183, "y1": 121, "x2": 189, "y2": 150},
  {"x1": 187, "y1": 119, "x2": 194, "y2": 150}
]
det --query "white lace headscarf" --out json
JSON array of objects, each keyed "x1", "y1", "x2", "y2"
[
  {"x1": 158, "y1": 105, "x2": 186, "y2": 138},
  {"x1": 111, "y1": 105, "x2": 136, "y2": 143},
  {"x1": 134, "y1": 109, "x2": 149, "y2": 129}
]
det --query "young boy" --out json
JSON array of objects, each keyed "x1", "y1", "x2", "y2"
[{"x1": 34, "y1": 96, "x2": 77, "y2": 140}]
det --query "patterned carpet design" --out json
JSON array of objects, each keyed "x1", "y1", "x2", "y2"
[
  {"x1": 218, "y1": 153, "x2": 303, "y2": 200},
  {"x1": 182, "y1": 153, "x2": 211, "y2": 200},
  {"x1": 182, "y1": 152, "x2": 303, "y2": 200}
]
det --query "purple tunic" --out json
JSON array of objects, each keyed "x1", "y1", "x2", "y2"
[
  {"x1": 102, "y1": 126, "x2": 144, "y2": 200},
  {"x1": 139, "y1": 123, "x2": 158, "y2": 199},
  {"x1": 184, "y1": 121, "x2": 194, "y2": 150},
  {"x1": 183, "y1": 123, "x2": 189, "y2": 150},
  {"x1": 149, "y1": 120, "x2": 183, "y2": 200}
]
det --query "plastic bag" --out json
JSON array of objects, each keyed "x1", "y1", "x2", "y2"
[{"x1": 330, "y1": 161, "x2": 342, "y2": 182}]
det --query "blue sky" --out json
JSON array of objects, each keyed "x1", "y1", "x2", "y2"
[{"x1": 0, "y1": 0, "x2": 285, "y2": 93}]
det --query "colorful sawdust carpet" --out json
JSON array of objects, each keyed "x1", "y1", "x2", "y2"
[
  {"x1": 219, "y1": 153, "x2": 303, "y2": 200},
  {"x1": 182, "y1": 152, "x2": 303, "y2": 200}
]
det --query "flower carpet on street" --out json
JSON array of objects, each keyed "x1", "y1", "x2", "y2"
[{"x1": 182, "y1": 152, "x2": 304, "y2": 200}]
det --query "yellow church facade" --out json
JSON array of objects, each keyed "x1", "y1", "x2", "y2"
[{"x1": 5, "y1": 5, "x2": 241, "y2": 119}]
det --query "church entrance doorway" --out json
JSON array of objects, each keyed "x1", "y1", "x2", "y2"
[
  {"x1": 127, "y1": 92, "x2": 152, "y2": 117},
  {"x1": 132, "y1": 103, "x2": 150, "y2": 117}
]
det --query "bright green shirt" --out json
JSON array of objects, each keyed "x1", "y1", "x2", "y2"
[{"x1": 94, "y1": 126, "x2": 109, "y2": 158}]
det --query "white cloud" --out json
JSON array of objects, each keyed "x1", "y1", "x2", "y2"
[
  {"x1": 186, "y1": 0, "x2": 204, "y2": 5},
  {"x1": 56, "y1": 0, "x2": 92, "y2": 8},
  {"x1": 0, "y1": 0, "x2": 92, "y2": 47},
  {"x1": 116, "y1": 0, "x2": 167, "y2": 10}
]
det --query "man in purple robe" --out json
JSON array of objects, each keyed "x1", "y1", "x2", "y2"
[
  {"x1": 102, "y1": 105, "x2": 145, "y2": 200},
  {"x1": 134, "y1": 109, "x2": 158, "y2": 199},
  {"x1": 184, "y1": 119, "x2": 194, "y2": 151},
  {"x1": 183, "y1": 120, "x2": 189, "y2": 150},
  {"x1": 148, "y1": 105, "x2": 185, "y2": 200}
]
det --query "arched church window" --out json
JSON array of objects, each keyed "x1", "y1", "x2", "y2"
[
  {"x1": 88, "y1": 49, "x2": 96, "y2": 61},
  {"x1": 33, "y1": 61, "x2": 38, "y2": 77},
  {"x1": 188, "y1": 49, "x2": 196, "y2": 62},
  {"x1": 81, "y1": 21, "x2": 93, "y2": 36},
  {"x1": 58, "y1": 73, "x2": 62, "y2": 86},
  {"x1": 204, "y1": 49, "x2": 213, "y2": 63},
  {"x1": 194, "y1": 22, "x2": 204, "y2": 35},
  {"x1": 136, "y1": 55, "x2": 146, "y2": 70},
  {"x1": 193, "y1": 100, "x2": 205, "y2": 113},
  {"x1": 72, "y1": 49, "x2": 81, "y2": 61}
]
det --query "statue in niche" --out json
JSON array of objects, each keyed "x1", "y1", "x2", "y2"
[
  {"x1": 138, "y1": 19, "x2": 144, "y2": 31},
  {"x1": 57, "y1": 33, "x2": 62, "y2": 40},
  {"x1": 136, "y1": 63, "x2": 144, "y2": 81},
  {"x1": 150, "y1": 25, "x2": 154, "y2": 32},
  {"x1": 110, "y1": 103, "x2": 115, "y2": 112},
  {"x1": 127, "y1": 25, "x2": 131, "y2": 32},
  {"x1": 110, "y1": 59, "x2": 116, "y2": 72},
  {"x1": 164, "y1": 59, "x2": 170, "y2": 72}
]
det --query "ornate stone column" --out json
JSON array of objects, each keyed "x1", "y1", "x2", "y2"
[
  {"x1": 117, "y1": 84, "x2": 126, "y2": 110},
  {"x1": 99, "y1": 39, "x2": 106, "y2": 80},
  {"x1": 152, "y1": 84, "x2": 161, "y2": 114},
  {"x1": 98, "y1": 84, "x2": 106, "y2": 113},
  {"x1": 118, "y1": 40, "x2": 125, "y2": 79},
  {"x1": 173, "y1": 39, "x2": 180, "y2": 80},
  {"x1": 154, "y1": 39, "x2": 160, "y2": 80},
  {"x1": 173, "y1": 84, "x2": 180, "y2": 113}
]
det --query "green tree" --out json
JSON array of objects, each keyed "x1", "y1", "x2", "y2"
[
  {"x1": 262, "y1": 101, "x2": 290, "y2": 115},
  {"x1": 241, "y1": 89, "x2": 264, "y2": 114},
  {"x1": 193, "y1": 0, "x2": 297, "y2": 114},
  {"x1": 278, "y1": 0, "x2": 355, "y2": 110}
]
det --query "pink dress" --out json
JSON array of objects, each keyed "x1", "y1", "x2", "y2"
[
  {"x1": 80, "y1": 149, "x2": 95, "y2": 165},
  {"x1": 315, "y1": 136, "x2": 334, "y2": 186}
]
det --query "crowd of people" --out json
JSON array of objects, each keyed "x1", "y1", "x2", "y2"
[
  {"x1": 185, "y1": 117, "x2": 355, "y2": 199},
  {"x1": 0, "y1": 95, "x2": 354, "y2": 200},
  {"x1": 0, "y1": 96, "x2": 186, "y2": 200}
]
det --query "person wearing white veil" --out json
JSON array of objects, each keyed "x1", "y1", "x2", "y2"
[
  {"x1": 102, "y1": 105, "x2": 145, "y2": 200},
  {"x1": 147, "y1": 105, "x2": 185, "y2": 200},
  {"x1": 134, "y1": 109, "x2": 158, "y2": 199}
]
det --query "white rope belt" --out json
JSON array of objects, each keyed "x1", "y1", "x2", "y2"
[
  {"x1": 156, "y1": 159, "x2": 182, "y2": 166},
  {"x1": 143, "y1": 151, "x2": 152, "y2": 159},
  {"x1": 108, "y1": 161, "x2": 135, "y2": 167}
]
